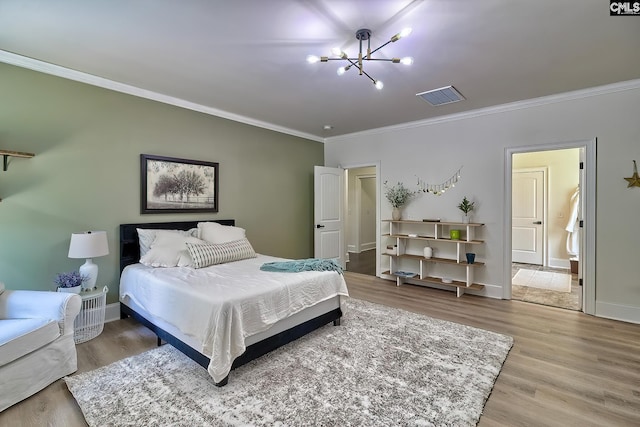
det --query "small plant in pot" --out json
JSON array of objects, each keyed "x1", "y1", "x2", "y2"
[
  {"x1": 54, "y1": 271, "x2": 87, "y2": 294},
  {"x1": 457, "y1": 196, "x2": 475, "y2": 223},
  {"x1": 384, "y1": 181, "x2": 416, "y2": 220}
]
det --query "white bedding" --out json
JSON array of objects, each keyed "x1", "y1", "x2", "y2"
[{"x1": 119, "y1": 254, "x2": 349, "y2": 383}]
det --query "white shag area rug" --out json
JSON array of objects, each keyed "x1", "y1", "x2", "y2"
[
  {"x1": 65, "y1": 298, "x2": 513, "y2": 427},
  {"x1": 512, "y1": 268, "x2": 572, "y2": 293}
]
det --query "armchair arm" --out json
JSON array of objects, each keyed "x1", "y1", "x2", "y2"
[{"x1": 0, "y1": 290, "x2": 81, "y2": 335}]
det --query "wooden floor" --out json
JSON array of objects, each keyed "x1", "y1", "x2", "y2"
[
  {"x1": 2, "y1": 272, "x2": 639, "y2": 426},
  {"x1": 346, "y1": 249, "x2": 376, "y2": 276}
]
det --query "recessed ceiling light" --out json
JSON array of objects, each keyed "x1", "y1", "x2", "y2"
[
  {"x1": 323, "y1": 125, "x2": 333, "y2": 130},
  {"x1": 416, "y1": 86, "x2": 465, "y2": 106}
]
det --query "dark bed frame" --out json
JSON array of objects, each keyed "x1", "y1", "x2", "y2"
[{"x1": 119, "y1": 219, "x2": 342, "y2": 386}]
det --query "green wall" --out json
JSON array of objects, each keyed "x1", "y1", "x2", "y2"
[{"x1": 0, "y1": 63, "x2": 323, "y2": 303}]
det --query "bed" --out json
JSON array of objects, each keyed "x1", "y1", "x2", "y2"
[{"x1": 119, "y1": 219, "x2": 348, "y2": 385}]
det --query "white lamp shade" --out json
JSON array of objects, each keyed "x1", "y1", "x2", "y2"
[{"x1": 68, "y1": 231, "x2": 109, "y2": 259}]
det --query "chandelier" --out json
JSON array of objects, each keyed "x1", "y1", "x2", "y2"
[{"x1": 307, "y1": 28, "x2": 413, "y2": 90}]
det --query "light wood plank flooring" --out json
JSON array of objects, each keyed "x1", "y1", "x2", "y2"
[{"x1": 1, "y1": 272, "x2": 639, "y2": 426}]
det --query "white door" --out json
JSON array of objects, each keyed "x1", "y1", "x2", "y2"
[
  {"x1": 314, "y1": 166, "x2": 345, "y2": 267},
  {"x1": 512, "y1": 169, "x2": 545, "y2": 265}
]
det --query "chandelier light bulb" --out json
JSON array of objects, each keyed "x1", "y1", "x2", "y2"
[
  {"x1": 400, "y1": 28, "x2": 412, "y2": 38},
  {"x1": 400, "y1": 56, "x2": 414, "y2": 65},
  {"x1": 306, "y1": 55, "x2": 320, "y2": 64},
  {"x1": 337, "y1": 66, "x2": 346, "y2": 76},
  {"x1": 331, "y1": 47, "x2": 343, "y2": 56},
  {"x1": 375, "y1": 80, "x2": 384, "y2": 90}
]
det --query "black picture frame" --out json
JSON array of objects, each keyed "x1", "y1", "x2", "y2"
[{"x1": 140, "y1": 154, "x2": 219, "y2": 214}]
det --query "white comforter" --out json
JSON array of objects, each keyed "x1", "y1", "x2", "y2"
[{"x1": 119, "y1": 254, "x2": 349, "y2": 383}]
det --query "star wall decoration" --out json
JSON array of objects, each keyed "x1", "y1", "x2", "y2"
[{"x1": 624, "y1": 160, "x2": 640, "y2": 188}]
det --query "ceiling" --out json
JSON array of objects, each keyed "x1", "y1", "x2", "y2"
[{"x1": 1, "y1": 0, "x2": 639, "y2": 141}]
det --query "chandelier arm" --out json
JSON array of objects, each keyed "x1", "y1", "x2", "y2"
[
  {"x1": 369, "y1": 40, "x2": 393, "y2": 56},
  {"x1": 359, "y1": 68, "x2": 377, "y2": 84}
]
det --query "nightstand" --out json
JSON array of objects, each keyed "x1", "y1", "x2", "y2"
[{"x1": 74, "y1": 286, "x2": 108, "y2": 344}]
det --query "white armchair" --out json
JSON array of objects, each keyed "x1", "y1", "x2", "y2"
[{"x1": 0, "y1": 284, "x2": 82, "y2": 412}]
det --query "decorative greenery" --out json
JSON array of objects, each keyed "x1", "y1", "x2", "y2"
[
  {"x1": 384, "y1": 181, "x2": 416, "y2": 208},
  {"x1": 54, "y1": 271, "x2": 87, "y2": 288},
  {"x1": 457, "y1": 196, "x2": 475, "y2": 215}
]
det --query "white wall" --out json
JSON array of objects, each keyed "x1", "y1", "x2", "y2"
[
  {"x1": 513, "y1": 149, "x2": 579, "y2": 268},
  {"x1": 325, "y1": 80, "x2": 640, "y2": 323}
]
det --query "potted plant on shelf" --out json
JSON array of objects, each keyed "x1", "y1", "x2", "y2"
[
  {"x1": 384, "y1": 181, "x2": 416, "y2": 220},
  {"x1": 457, "y1": 196, "x2": 475, "y2": 223},
  {"x1": 54, "y1": 271, "x2": 86, "y2": 294}
]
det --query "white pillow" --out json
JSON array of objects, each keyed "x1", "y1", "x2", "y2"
[
  {"x1": 140, "y1": 232, "x2": 207, "y2": 268},
  {"x1": 186, "y1": 238, "x2": 257, "y2": 268},
  {"x1": 137, "y1": 228, "x2": 197, "y2": 257},
  {"x1": 197, "y1": 222, "x2": 246, "y2": 244}
]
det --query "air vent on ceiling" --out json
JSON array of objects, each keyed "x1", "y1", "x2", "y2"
[{"x1": 416, "y1": 86, "x2": 465, "y2": 106}]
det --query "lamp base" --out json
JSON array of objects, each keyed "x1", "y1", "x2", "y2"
[{"x1": 79, "y1": 259, "x2": 98, "y2": 291}]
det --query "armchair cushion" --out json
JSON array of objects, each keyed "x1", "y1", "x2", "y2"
[{"x1": 0, "y1": 318, "x2": 60, "y2": 366}]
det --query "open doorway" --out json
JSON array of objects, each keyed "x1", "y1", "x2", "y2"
[
  {"x1": 505, "y1": 139, "x2": 596, "y2": 315},
  {"x1": 345, "y1": 166, "x2": 377, "y2": 276},
  {"x1": 511, "y1": 149, "x2": 581, "y2": 310}
]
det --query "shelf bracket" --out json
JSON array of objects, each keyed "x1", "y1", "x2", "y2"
[{"x1": 1, "y1": 150, "x2": 35, "y2": 172}]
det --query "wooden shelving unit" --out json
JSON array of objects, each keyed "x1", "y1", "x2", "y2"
[{"x1": 382, "y1": 219, "x2": 485, "y2": 297}]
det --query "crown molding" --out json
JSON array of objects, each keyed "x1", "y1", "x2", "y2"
[
  {"x1": 325, "y1": 78, "x2": 640, "y2": 143},
  {"x1": 0, "y1": 50, "x2": 324, "y2": 143}
]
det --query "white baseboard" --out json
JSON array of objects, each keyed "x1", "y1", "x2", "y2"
[
  {"x1": 548, "y1": 258, "x2": 571, "y2": 269},
  {"x1": 595, "y1": 301, "x2": 640, "y2": 324},
  {"x1": 361, "y1": 242, "x2": 376, "y2": 251},
  {"x1": 105, "y1": 302, "x2": 121, "y2": 323}
]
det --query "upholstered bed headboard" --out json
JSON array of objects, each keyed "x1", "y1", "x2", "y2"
[{"x1": 119, "y1": 219, "x2": 235, "y2": 273}]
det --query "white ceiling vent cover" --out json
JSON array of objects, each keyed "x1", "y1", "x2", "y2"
[{"x1": 416, "y1": 86, "x2": 465, "y2": 106}]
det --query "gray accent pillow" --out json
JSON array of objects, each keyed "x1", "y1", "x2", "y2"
[{"x1": 186, "y1": 238, "x2": 257, "y2": 269}]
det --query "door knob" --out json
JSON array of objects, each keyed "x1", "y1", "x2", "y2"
[
  {"x1": 316, "y1": 224, "x2": 325, "y2": 228},
  {"x1": 533, "y1": 221, "x2": 542, "y2": 224}
]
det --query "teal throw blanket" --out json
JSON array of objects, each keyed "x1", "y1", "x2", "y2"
[{"x1": 260, "y1": 258, "x2": 343, "y2": 275}]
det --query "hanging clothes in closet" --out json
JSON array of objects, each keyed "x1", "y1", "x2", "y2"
[{"x1": 565, "y1": 186, "x2": 580, "y2": 257}]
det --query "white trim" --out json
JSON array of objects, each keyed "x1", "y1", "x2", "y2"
[
  {"x1": 355, "y1": 174, "x2": 376, "y2": 253},
  {"x1": 549, "y1": 257, "x2": 571, "y2": 270},
  {"x1": 0, "y1": 50, "x2": 323, "y2": 143},
  {"x1": 504, "y1": 139, "x2": 596, "y2": 316},
  {"x1": 360, "y1": 241, "x2": 376, "y2": 251},
  {"x1": 326, "y1": 79, "x2": 640, "y2": 143},
  {"x1": 595, "y1": 301, "x2": 640, "y2": 325}
]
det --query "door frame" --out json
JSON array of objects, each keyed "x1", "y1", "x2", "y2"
[
  {"x1": 512, "y1": 166, "x2": 548, "y2": 266},
  {"x1": 355, "y1": 173, "x2": 376, "y2": 253},
  {"x1": 503, "y1": 139, "x2": 596, "y2": 315},
  {"x1": 343, "y1": 161, "x2": 381, "y2": 276}
]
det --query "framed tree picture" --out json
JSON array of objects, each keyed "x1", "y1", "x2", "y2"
[{"x1": 140, "y1": 154, "x2": 219, "y2": 214}]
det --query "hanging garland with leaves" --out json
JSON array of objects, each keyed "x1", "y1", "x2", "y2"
[{"x1": 416, "y1": 166, "x2": 463, "y2": 196}]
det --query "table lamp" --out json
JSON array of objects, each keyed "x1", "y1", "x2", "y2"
[{"x1": 68, "y1": 231, "x2": 109, "y2": 291}]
